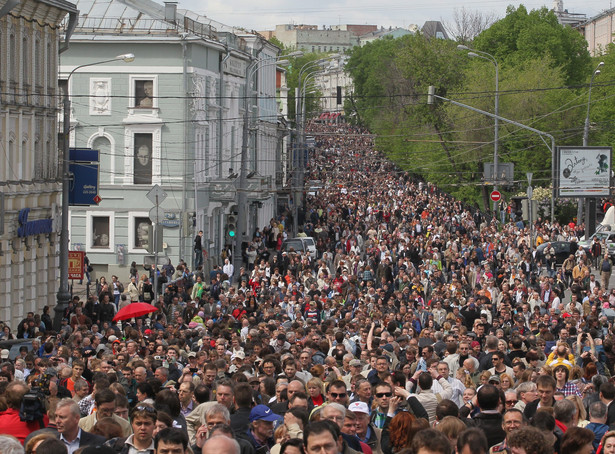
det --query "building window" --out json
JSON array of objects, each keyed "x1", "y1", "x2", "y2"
[
  {"x1": 22, "y1": 37, "x2": 30, "y2": 86},
  {"x1": 134, "y1": 79, "x2": 155, "y2": 108},
  {"x1": 47, "y1": 42, "x2": 53, "y2": 87},
  {"x1": 34, "y1": 135, "x2": 42, "y2": 179},
  {"x1": 134, "y1": 133, "x2": 153, "y2": 184},
  {"x1": 134, "y1": 216, "x2": 151, "y2": 249},
  {"x1": 91, "y1": 216, "x2": 110, "y2": 248},
  {"x1": 9, "y1": 33, "x2": 16, "y2": 82},
  {"x1": 35, "y1": 38, "x2": 42, "y2": 87}
]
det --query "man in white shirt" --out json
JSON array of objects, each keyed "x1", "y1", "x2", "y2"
[{"x1": 432, "y1": 362, "x2": 465, "y2": 407}]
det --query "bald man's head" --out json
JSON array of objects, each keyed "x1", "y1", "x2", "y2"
[
  {"x1": 463, "y1": 358, "x2": 475, "y2": 372},
  {"x1": 202, "y1": 436, "x2": 240, "y2": 454},
  {"x1": 287, "y1": 380, "x2": 304, "y2": 398}
]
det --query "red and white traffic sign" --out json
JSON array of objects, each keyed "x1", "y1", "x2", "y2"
[{"x1": 490, "y1": 190, "x2": 501, "y2": 202}]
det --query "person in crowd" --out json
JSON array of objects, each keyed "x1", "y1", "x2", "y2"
[
  {"x1": 7, "y1": 120, "x2": 615, "y2": 454},
  {"x1": 55, "y1": 399, "x2": 106, "y2": 453}
]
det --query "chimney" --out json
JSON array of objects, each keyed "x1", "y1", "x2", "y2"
[{"x1": 164, "y1": 2, "x2": 177, "y2": 23}]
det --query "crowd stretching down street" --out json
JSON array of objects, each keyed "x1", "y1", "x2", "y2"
[{"x1": 3, "y1": 120, "x2": 615, "y2": 454}]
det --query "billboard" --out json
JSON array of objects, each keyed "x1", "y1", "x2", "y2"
[{"x1": 556, "y1": 146, "x2": 612, "y2": 198}]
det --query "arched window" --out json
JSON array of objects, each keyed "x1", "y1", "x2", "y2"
[
  {"x1": 34, "y1": 133, "x2": 42, "y2": 179},
  {"x1": 8, "y1": 139, "x2": 16, "y2": 180},
  {"x1": 20, "y1": 137, "x2": 27, "y2": 179}
]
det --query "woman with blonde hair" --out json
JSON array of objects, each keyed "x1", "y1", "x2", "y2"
[
  {"x1": 306, "y1": 378, "x2": 325, "y2": 407},
  {"x1": 138, "y1": 274, "x2": 147, "y2": 301},
  {"x1": 455, "y1": 367, "x2": 475, "y2": 389},
  {"x1": 479, "y1": 370, "x2": 492, "y2": 386},
  {"x1": 499, "y1": 373, "x2": 514, "y2": 392},
  {"x1": 435, "y1": 415, "x2": 467, "y2": 446}
]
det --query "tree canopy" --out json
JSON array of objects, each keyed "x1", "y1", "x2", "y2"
[{"x1": 343, "y1": 5, "x2": 602, "y2": 208}]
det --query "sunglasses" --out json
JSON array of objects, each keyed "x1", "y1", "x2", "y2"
[
  {"x1": 506, "y1": 400, "x2": 518, "y2": 404},
  {"x1": 330, "y1": 392, "x2": 347, "y2": 398},
  {"x1": 133, "y1": 405, "x2": 157, "y2": 414},
  {"x1": 376, "y1": 392, "x2": 392, "y2": 398}
]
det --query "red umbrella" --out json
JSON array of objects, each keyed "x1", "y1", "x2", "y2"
[{"x1": 113, "y1": 302, "x2": 159, "y2": 322}]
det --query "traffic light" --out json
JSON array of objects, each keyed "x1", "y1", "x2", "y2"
[{"x1": 226, "y1": 214, "x2": 237, "y2": 239}]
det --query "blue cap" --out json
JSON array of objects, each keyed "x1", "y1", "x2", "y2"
[{"x1": 249, "y1": 404, "x2": 279, "y2": 422}]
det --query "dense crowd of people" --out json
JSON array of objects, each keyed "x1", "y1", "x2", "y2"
[{"x1": 3, "y1": 120, "x2": 615, "y2": 454}]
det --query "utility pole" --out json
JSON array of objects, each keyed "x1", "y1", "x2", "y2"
[{"x1": 583, "y1": 62, "x2": 604, "y2": 238}]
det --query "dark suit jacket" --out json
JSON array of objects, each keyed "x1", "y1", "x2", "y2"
[
  {"x1": 466, "y1": 412, "x2": 506, "y2": 448},
  {"x1": 607, "y1": 401, "x2": 615, "y2": 429},
  {"x1": 524, "y1": 398, "x2": 554, "y2": 420},
  {"x1": 79, "y1": 430, "x2": 107, "y2": 447}
]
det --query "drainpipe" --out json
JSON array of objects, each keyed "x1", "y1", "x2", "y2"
[
  {"x1": 59, "y1": 10, "x2": 78, "y2": 54},
  {"x1": 219, "y1": 47, "x2": 231, "y2": 179}
]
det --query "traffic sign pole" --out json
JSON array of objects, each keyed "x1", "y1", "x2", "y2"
[{"x1": 146, "y1": 185, "x2": 167, "y2": 304}]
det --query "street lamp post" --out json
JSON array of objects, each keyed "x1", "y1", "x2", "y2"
[
  {"x1": 233, "y1": 56, "x2": 290, "y2": 280},
  {"x1": 458, "y1": 45, "x2": 499, "y2": 215},
  {"x1": 583, "y1": 61, "x2": 605, "y2": 238},
  {"x1": 292, "y1": 55, "x2": 340, "y2": 235},
  {"x1": 54, "y1": 53, "x2": 135, "y2": 331}
]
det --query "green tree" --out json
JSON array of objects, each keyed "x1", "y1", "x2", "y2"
[
  {"x1": 473, "y1": 5, "x2": 591, "y2": 85},
  {"x1": 586, "y1": 44, "x2": 615, "y2": 150}
]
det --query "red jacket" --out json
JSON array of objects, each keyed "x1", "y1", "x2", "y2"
[{"x1": 0, "y1": 408, "x2": 48, "y2": 444}]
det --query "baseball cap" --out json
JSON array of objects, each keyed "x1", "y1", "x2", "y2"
[
  {"x1": 488, "y1": 375, "x2": 501, "y2": 384},
  {"x1": 108, "y1": 335, "x2": 118, "y2": 342},
  {"x1": 231, "y1": 351, "x2": 246, "y2": 361},
  {"x1": 348, "y1": 401, "x2": 370, "y2": 415},
  {"x1": 187, "y1": 352, "x2": 197, "y2": 358},
  {"x1": 349, "y1": 359, "x2": 363, "y2": 367},
  {"x1": 249, "y1": 404, "x2": 280, "y2": 422},
  {"x1": 1, "y1": 349, "x2": 10, "y2": 359},
  {"x1": 144, "y1": 329, "x2": 152, "y2": 336}
]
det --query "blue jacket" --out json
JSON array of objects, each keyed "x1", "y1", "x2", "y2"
[{"x1": 586, "y1": 422, "x2": 609, "y2": 450}]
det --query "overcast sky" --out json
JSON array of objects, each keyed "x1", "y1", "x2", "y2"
[{"x1": 179, "y1": 0, "x2": 610, "y2": 31}]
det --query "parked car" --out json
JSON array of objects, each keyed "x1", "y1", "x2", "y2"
[
  {"x1": 578, "y1": 230, "x2": 615, "y2": 259},
  {"x1": 281, "y1": 237, "x2": 317, "y2": 258},
  {"x1": 535, "y1": 241, "x2": 577, "y2": 266}
]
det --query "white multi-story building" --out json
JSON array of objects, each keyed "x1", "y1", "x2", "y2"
[{"x1": 62, "y1": 0, "x2": 284, "y2": 281}]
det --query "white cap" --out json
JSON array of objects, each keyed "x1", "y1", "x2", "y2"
[{"x1": 348, "y1": 401, "x2": 370, "y2": 415}]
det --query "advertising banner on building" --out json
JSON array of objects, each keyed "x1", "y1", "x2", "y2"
[
  {"x1": 68, "y1": 251, "x2": 85, "y2": 280},
  {"x1": 69, "y1": 162, "x2": 99, "y2": 205},
  {"x1": 555, "y1": 146, "x2": 612, "y2": 198}
]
